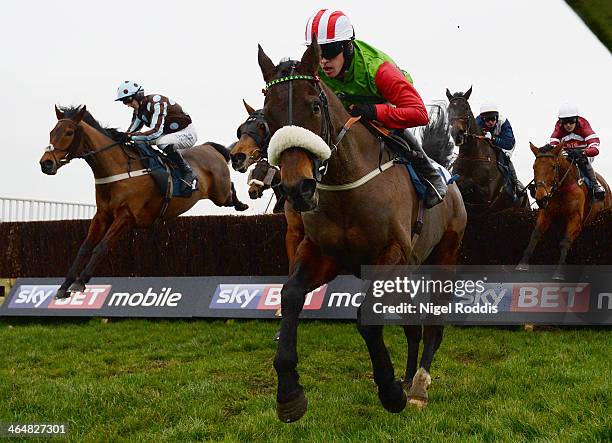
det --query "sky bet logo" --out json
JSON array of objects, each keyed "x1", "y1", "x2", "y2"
[
  {"x1": 8, "y1": 285, "x2": 111, "y2": 309},
  {"x1": 210, "y1": 284, "x2": 326, "y2": 310}
]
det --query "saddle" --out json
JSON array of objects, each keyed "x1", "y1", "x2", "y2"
[{"x1": 132, "y1": 143, "x2": 193, "y2": 199}]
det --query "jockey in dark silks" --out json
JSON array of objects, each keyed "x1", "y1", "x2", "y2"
[
  {"x1": 475, "y1": 102, "x2": 524, "y2": 202},
  {"x1": 305, "y1": 9, "x2": 447, "y2": 208},
  {"x1": 116, "y1": 80, "x2": 197, "y2": 194}
]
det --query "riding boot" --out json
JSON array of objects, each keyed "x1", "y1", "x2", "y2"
[
  {"x1": 398, "y1": 130, "x2": 447, "y2": 208},
  {"x1": 163, "y1": 144, "x2": 196, "y2": 194},
  {"x1": 577, "y1": 158, "x2": 605, "y2": 200},
  {"x1": 505, "y1": 158, "x2": 525, "y2": 202}
]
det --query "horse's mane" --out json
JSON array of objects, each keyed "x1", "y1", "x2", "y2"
[
  {"x1": 420, "y1": 102, "x2": 454, "y2": 168},
  {"x1": 60, "y1": 106, "x2": 128, "y2": 144},
  {"x1": 205, "y1": 141, "x2": 230, "y2": 162},
  {"x1": 539, "y1": 143, "x2": 555, "y2": 153}
]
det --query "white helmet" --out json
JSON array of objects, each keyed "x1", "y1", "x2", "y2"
[
  {"x1": 116, "y1": 80, "x2": 144, "y2": 101},
  {"x1": 558, "y1": 103, "x2": 578, "y2": 119},
  {"x1": 480, "y1": 102, "x2": 498, "y2": 114},
  {"x1": 305, "y1": 9, "x2": 354, "y2": 45}
]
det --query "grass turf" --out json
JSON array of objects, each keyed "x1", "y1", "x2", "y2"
[{"x1": 0, "y1": 319, "x2": 610, "y2": 442}]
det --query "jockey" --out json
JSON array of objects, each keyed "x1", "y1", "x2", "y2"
[
  {"x1": 304, "y1": 9, "x2": 446, "y2": 208},
  {"x1": 549, "y1": 103, "x2": 604, "y2": 200},
  {"x1": 476, "y1": 103, "x2": 524, "y2": 201},
  {"x1": 116, "y1": 81, "x2": 197, "y2": 193}
]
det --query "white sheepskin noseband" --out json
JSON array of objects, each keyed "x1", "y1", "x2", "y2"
[{"x1": 268, "y1": 125, "x2": 331, "y2": 166}]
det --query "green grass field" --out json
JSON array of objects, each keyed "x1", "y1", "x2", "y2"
[{"x1": 0, "y1": 318, "x2": 610, "y2": 442}]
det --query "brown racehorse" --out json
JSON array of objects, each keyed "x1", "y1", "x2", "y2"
[
  {"x1": 446, "y1": 87, "x2": 529, "y2": 212},
  {"x1": 229, "y1": 102, "x2": 286, "y2": 213},
  {"x1": 516, "y1": 142, "x2": 611, "y2": 279},
  {"x1": 39, "y1": 105, "x2": 247, "y2": 299},
  {"x1": 258, "y1": 38, "x2": 467, "y2": 422}
]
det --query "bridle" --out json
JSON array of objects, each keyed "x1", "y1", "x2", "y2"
[
  {"x1": 236, "y1": 109, "x2": 271, "y2": 161},
  {"x1": 534, "y1": 152, "x2": 576, "y2": 202},
  {"x1": 264, "y1": 64, "x2": 335, "y2": 182},
  {"x1": 45, "y1": 119, "x2": 123, "y2": 165}
]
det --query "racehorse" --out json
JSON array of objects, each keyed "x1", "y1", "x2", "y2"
[
  {"x1": 229, "y1": 102, "x2": 286, "y2": 213},
  {"x1": 258, "y1": 37, "x2": 467, "y2": 422},
  {"x1": 516, "y1": 142, "x2": 611, "y2": 279},
  {"x1": 39, "y1": 105, "x2": 247, "y2": 299},
  {"x1": 446, "y1": 87, "x2": 529, "y2": 212}
]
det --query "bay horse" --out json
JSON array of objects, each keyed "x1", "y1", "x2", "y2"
[
  {"x1": 39, "y1": 105, "x2": 247, "y2": 299},
  {"x1": 229, "y1": 101, "x2": 286, "y2": 213},
  {"x1": 516, "y1": 142, "x2": 611, "y2": 279},
  {"x1": 446, "y1": 88, "x2": 529, "y2": 212},
  {"x1": 258, "y1": 37, "x2": 467, "y2": 422}
]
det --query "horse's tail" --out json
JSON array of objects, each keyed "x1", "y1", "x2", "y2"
[
  {"x1": 420, "y1": 101, "x2": 454, "y2": 169},
  {"x1": 206, "y1": 141, "x2": 231, "y2": 162}
]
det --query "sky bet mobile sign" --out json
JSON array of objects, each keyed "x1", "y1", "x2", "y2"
[{"x1": 1, "y1": 268, "x2": 611, "y2": 324}]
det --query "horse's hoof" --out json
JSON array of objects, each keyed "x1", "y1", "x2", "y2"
[
  {"x1": 277, "y1": 389, "x2": 308, "y2": 423},
  {"x1": 68, "y1": 280, "x2": 86, "y2": 293},
  {"x1": 55, "y1": 288, "x2": 70, "y2": 299},
  {"x1": 515, "y1": 263, "x2": 529, "y2": 272},
  {"x1": 378, "y1": 379, "x2": 407, "y2": 413},
  {"x1": 235, "y1": 202, "x2": 249, "y2": 211},
  {"x1": 551, "y1": 271, "x2": 565, "y2": 281},
  {"x1": 408, "y1": 368, "x2": 431, "y2": 410}
]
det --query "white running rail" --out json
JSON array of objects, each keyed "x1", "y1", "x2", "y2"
[{"x1": 0, "y1": 197, "x2": 96, "y2": 222}]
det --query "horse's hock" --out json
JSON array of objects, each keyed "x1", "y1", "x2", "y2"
[{"x1": 1, "y1": 209, "x2": 612, "y2": 278}]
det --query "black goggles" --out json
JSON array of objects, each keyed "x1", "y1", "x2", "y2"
[
  {"x1": 320, "y1": 41, "x2": 346, "y2": 60},
  {"x1": 560, "y1": 117, "x2": 577, "y2": 125},
  {"x1": 482, "y1": 113, "x2": 498, "y2": 122},
  {"x1": 121, "y1": 96, "x2": 134, "y2": 105}
]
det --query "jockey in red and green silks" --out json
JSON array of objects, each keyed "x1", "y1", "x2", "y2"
[{"x1": 305, "y1": 8, "x2": 447, "y2": 208}]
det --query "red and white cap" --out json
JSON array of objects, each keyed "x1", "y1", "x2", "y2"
[{"x1": 304, "y1": 9, "x2": 354, "y2": 45}]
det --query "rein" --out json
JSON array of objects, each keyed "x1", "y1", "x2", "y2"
[
  {"x1": 265, "y1": 72, "x2": 398, "y2": 190},
  {"x1": 534, "y1": 152, "x2": 576, "y2": 201},
  {"x1": 46, "y1": 120, "x2": 149, "y2": 185}
]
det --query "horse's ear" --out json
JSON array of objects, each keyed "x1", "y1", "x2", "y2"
[
  {"x1": 445, "y1": 89, "x2": 453, "y2": 101},
  {"x1": 299, "y1": 33, "x2": 320, "y2": 75},
  {"x1": 72, "y1": 105, "x2": 87, "y2": 123},
  {"x1": 243, "y1": 99, "x2": 256, "y2": 115},
  {"x1": 258, "y1": 44, "x2": 275, "y2": 83},
  {"x1": 55, "y1": 104, "x2": 64, "y2": 120},
  {"x1": 464, "y1": 86, "x2": 473, "y2": 100},
  {"x1": 529, "y1": 142, "x2": 539, "y2": 156}
]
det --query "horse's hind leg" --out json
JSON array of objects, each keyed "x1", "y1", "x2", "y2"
[
  {"x1": 516, "y1": 212, "x2": 552, "y2": 271},
  {"x1": 56, "y1": 212, "x2": 110, "y2": 299},
  {"x1": 553, "y1": 213, "x2": 582, "y2": 280},
  {"x1": 408, "y1": 229, "x2": 460, "y2": 408},
  {"x1": 69, "y1": 208, "x2": 134, "y2": 292},
  {"x1": 402, "y1": 325, "x2": 422, "y2": 389}
]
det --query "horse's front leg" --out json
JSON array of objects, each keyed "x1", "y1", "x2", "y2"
[
  {"x1": 553, "y1": 213, "x2": 583, "y2": 280},
  {"x1": 68, "y1": 208, "x2": 135, "y2": 293},
  {"x1": 56, "y1": 212, "x2": 110, "y2": 299},
  {"x1": 275, "y1": 237, "x2": 337, "y2": 423},
  {"x1": 516, "y1": 211, "x2": 552, "y2": 271},
  {"x1": 357, "y1": 241, "x2": 408, "y2": 413}
]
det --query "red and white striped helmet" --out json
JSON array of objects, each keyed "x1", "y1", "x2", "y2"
[{"x1": 305, "y1": 9, "x2": 354, "y2": 45}]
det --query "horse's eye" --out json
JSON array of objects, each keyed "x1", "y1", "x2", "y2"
[
  {"x1": 66, "y1": 130, "x2": 74, "y2": 136},
  {"x1": 312, "y1": 102, "x2": 321, "y2": 114}
]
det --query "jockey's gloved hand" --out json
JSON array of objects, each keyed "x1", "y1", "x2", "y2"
[
  {"x1": 566, "y1": 148, "x2": 585, "y2": 160},
  {"x1": 484, "y1": 132, "x2": 492, "y2": 140},
  {"x1": 349, "y1": 104, "x2": 377, "y2": 121},
  {"x1": 120, "y1": 132, "x2": 132, "y2": 144}
]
